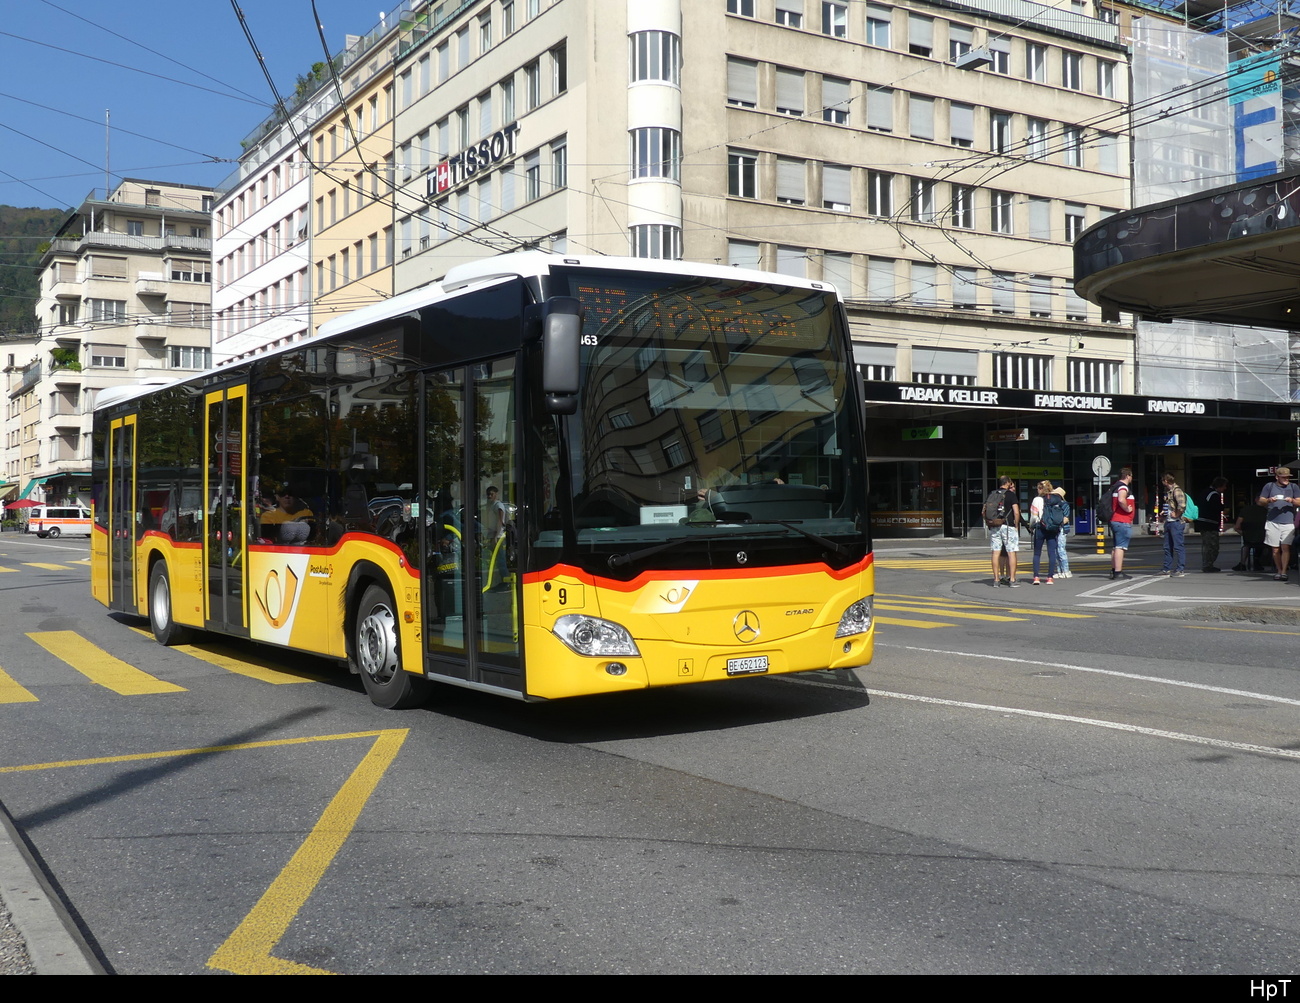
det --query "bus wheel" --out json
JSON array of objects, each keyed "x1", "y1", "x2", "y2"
[
  {"x1": 47, "y1": 527, "x2": 60, "y2": 539},
  {"x1": 354, "y1": 584, "x2": 429, "y2": 709},
  {"x1": 148, "y1": 562, "x2": 193, "y2": 646}
]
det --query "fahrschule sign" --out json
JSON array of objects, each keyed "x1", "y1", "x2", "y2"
[{"x1": 429, "y1": 123, "x2": 521, "y2": 196}]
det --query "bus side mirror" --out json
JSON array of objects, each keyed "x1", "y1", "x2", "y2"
[{"x1": 542, "y1": 297, "x2": 581, "y2": 415}]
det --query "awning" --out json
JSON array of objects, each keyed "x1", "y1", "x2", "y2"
[{"x1": 19, "y1": 476, "x2": 53, "y2": 499}]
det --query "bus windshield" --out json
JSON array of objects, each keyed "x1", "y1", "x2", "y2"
[{"x1": 543, "y1": 267, "x2": 866, "y2": 570}]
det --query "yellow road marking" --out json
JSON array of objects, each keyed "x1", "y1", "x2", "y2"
[
  {"x1": 26, "y1": 631, "x2": 186, "y2": 695},
  {"x1": 876, "y1": 604, "x2": 1026, "y2": 622},
  {"x1": 0, "y1": 730, "x2": 398, "y2": 774},
  {"x1": 0, "y1": 728, "x2": 408, "y2": 977},
  {"x1": 175, "y1": 643, "x2": 322, "y2": 685},
  {"x1": 0, "y1": 666, "x2": 38, "y2": 703},
  {"x1": 1183, "y1": 624, "x2": 1300, "y2": 636},
  {"x1": 877, "y1": 616, "x2": 953, "y2": 629},
  {"x1": 207, "y1": 729, "x2": 409, "y2": 975},
  {"x1": 128, "y1": 625, "x2": 322, "y2": 684},
  {"x1": 878, "y1": 594, "x2": 1095, "y2": 618},
  {"x1": 23, "y1": 562, "x2": 71, "y2": 571},
  {"x1": 0, "y1": 566, "x2": 17, "y2": 573}
]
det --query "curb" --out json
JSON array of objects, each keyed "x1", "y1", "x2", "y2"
[{"x1": 0, "y1": 798, "x2": 104, "y2": 975}]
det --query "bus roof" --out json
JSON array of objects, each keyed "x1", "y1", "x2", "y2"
[{"x1": 317, "y1": 251, "x2": 840, "y2": 340}]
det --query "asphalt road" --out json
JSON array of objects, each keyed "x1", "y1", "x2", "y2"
[{"x1": 0, "y1": 533, "x2": 1296, "y2": 974}]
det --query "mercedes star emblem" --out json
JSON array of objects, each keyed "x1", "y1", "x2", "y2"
[{"x1": 733, "y1": 610, "x2": 761, "y2": 643}]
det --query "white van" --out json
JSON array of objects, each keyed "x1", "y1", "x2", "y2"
[{"x1": 27, "y1": 505, "x2": 92, "y2": 539}]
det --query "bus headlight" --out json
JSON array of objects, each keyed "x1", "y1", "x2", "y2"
[
  {"x1": 553, "y1": 614, "x2": 641, "y2": 657},
  {"x1": 834, "y1": 598, "x2": 873, "y2": 638}
]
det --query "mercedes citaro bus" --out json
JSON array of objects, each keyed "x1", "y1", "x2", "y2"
[{"x1": 91, "y1": 253, "x2": 874, "y2": 708}]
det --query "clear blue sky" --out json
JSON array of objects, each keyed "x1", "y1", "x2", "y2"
[{"x1": 1, "y1": 0, "x2": 384, "y2": 212}]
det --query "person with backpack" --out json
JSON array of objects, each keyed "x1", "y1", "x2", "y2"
[
  {"x1": 984, "y1": 475, "x2": 1022, "y2": 587},
  {"x1": 1028, "y1": 479, "x2": 1064, "y2": 584},
  {"x1": 1159, "y1": 472, "x2": 1188, "y2": 577},
  {"x1": 1107, "y1": 466, "x2": 1136, "y2": 581}
]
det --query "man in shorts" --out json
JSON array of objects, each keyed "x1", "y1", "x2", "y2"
[
  {"x1": 987, "y1": 475, "x2": 1022, "y2": 587},
  {"x1": 1110, "y1": 466, "x2": 1135, "y2": 581},
  {"x1": 1258, "y1": 466, "x2": 1300, "y2": 581}
]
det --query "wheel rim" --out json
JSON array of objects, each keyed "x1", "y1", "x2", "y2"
[
  {"x1": 48, "y1": 527, "x2": 60, "y2": 538},
  {"x1": 153, "y1": 573, "x2": 171, "y2": 629},
  {"x1": 357, "y1": 601, "x2": 398, "y2": 684}
]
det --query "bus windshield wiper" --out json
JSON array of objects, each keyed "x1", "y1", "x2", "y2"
[
  {"x1": 749, "y1": 520, "x2": 848, "y2": 556},
  {"x1": 606, "y1": 527, "x2": 787, "y2": 569}
]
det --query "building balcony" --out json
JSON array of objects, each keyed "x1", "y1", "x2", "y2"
[
  {"x1": 51, "y1": 280, "x2": 81, "y2": 301},
  {"x1": 49, "y1": 232, "x2": 211, "y2": 257},
  {"x1": 135, "y1": 272, "x2": 172, "y2": 297},
  {"x1": 51, "y1": 413, "x2": 81, "y2": 431}
]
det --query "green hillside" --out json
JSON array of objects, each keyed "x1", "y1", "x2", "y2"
[{"x1": 0, "y1": 205, "x2": 69, "y2": 337}]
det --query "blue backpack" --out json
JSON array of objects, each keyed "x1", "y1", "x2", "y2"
[{"x1": 1042, "y1": 495, "x2": 1068, "y2": 535}]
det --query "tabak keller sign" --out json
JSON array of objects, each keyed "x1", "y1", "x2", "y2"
[{"x1": 430, "y1": 123, "x2": 521, "y2": 196}]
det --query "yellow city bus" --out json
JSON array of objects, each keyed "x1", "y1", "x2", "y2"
[{"x1": 91, "y1": 253, "x2": 874, "y2": 708}]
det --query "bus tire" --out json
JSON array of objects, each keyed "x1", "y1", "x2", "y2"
[
  {"x1": 47, "y1": 527, "x2": 60, "y2": 539},
  {"x1": 354, "y1": 583, "x2": 429, "y2": 710},
  {"x1": 148, "y1": 561, "x2": 193, "y2": 646}
]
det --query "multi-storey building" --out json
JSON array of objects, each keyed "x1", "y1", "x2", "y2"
[
  {"x1": 310, "y1": 17, "x2": 403, "y2": 331},
  {"x1": 15, "y1": 179, "x2": 214, "y2": 505},
  {"x1": 211, "y1": 126, "x2": 312, "y2": 365},
  {"x1": 218, "y1": 0, "x2": 1139, "y2": 534}
]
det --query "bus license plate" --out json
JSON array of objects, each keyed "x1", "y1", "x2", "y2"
[{"x1": 726, "y1": 655, "x2": 769, "y2": 676}]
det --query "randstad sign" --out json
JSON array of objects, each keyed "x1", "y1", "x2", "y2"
[{"x1": 429, "y1": 123, "x2": 521, "y2": 196}]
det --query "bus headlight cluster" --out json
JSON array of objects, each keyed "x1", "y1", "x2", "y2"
[
  {"x1": 553, "y1": 614, "x2": 641, "y2": 657},
  {"x1": 834, "y1": 598, "x2": 873, "y2": 638}
]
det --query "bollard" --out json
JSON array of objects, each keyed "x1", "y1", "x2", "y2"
[{"x1": 1096, "y1": 526, "x2": 1106, "y2": 554}]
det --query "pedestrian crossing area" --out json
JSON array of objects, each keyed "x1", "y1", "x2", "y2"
[
  {"x1": 876, "y1": 555, "x2": 1121, "y2": 573},
  {"x1": 0, "y1": 559, "x2": 89, "y2": 573},
  {"x1": 0, "y1": 628, "x2": 328, "y2": 704},
  {"x1": 874, "y1": 592, "x2": 1094, "y2": 630}
]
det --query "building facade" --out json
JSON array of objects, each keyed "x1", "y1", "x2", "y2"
[{"x1": 11, "y1": 179, "x2": 214, "y2": 506}]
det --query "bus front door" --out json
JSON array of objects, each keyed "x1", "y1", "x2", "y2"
[
  {"x1": 423, "y1": 361, "x2": 521, "y2": 691},
  {"x1": 107, "y1": 415, "x2": 136, "y2": 612},
  {"x1": 204, "y1": 387, "x2": 249, "y2": 635}
]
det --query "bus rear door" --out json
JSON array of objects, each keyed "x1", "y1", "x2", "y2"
[{"x1": 107, "y1": 414, "x2": 136, "y2": 612}]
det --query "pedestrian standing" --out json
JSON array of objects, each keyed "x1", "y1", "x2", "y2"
[
  {"x1": 1234, "y1": 497, "x2": 1267, "y2": 572},
  {"x1": 1109, "y1": 466, "x2": 1136, "y2": 581},
  {"x1": 1258, "y1": 467, "x2": 1300, "y2": 582},
  {"x1": 985, "y1": 475, "x2": 1022, "y2": 587},
  {"x1": 1198, "y1": 477, "x2": 1228, "y2": 573},
  {"x1": 1052, "y1": 486, "x2": 1072, "y2": 578},
  {"x1": 1159, "y1": 473, "x2": 1187, "y2": 576},
  {"x1": 1029, "y1": 479, "x2": 1061, "y2": 584}
]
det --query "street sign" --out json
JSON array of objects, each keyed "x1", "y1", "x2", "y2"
[
  {"x1": 903, "y1": 425, "x2": 943, "y2": 440},
  {"x1": 987, "y1": 428, "x2": 1029, "y2": 443},
  {"x1": 1137, "y1": 434, "x2": 1179, "y2": 447},
  {"x1": 1066, "y1": 432, "x2": 1107, "y2": 445}
]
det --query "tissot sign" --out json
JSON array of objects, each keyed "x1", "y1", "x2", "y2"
[
  {"x1": 430, "y1": 123, "x2": 521, "y2": 196},
  {"x1": 863, "y1": 380, "x2": 1291, "y2": 421}
]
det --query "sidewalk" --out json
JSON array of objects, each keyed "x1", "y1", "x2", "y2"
[
  {"x1": 876, "y1": 529, "x2": 1300, "y2": 625},
  {"x1": 0, "y1": 799, "x2": 101, "y2": 974}
]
